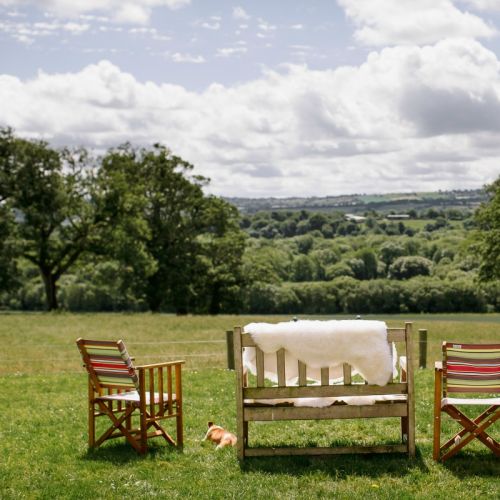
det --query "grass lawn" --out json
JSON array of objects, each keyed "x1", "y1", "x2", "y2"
[{"x1": 0, "y1": 313, "x2": 499, "y2": 499}]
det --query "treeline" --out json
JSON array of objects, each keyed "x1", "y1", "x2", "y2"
[
  {"x1": 1, "y1": 128, "x2": 498, "y2": 314},
  {"x1": 246, "y1": 278, "x2": 499, "y2": 315},
  {"x1": 240, "y1": 207, "x2": 473, "y2": 240},
  {"x1": 0, "y1": 128, "x2": 246, "y2": 314}
]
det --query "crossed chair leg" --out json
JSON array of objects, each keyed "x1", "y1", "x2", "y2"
[
  {"x1": 91, "y1": 400, "x2": 179, "y2": 454},
  {"x1": 434, "y1": 404, "x2": 500, "y2": 461}
]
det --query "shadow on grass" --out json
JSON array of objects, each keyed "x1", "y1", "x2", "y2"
[
  {"x1": 82, "y1": 442, "x2": 183, "y2": 464},
  {"x1": 440, "y1": 451, "x2": 500, "y2": 477},
  {"x1": 240, "y1": 447, "x2": 428, "y2": 478}
]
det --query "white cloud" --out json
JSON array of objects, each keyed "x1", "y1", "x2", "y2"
[
  {"x1": 1, "y1": 38, "x2": 499, "y2": 197},
  {"x1": 171, "y1": 52, "x2": 205, "y2": 63},
  {"x1": 338, "y1": 0, "x2": 496, "y2": 46},
  {"x1": 0, "y1": 0, "x2": 191, "y2": 25},
  {"x1": 200, "y1": 21, "x2": 220, "y2": 30},
  {"x1": 62, "y1": 22, "x2": 89, "y2": 34},
  {"x1": 0, "y1": 18, "x2": 90, "y2": 43},
  {"x1": 290, "y1": 24, "x2": 304, "y2": 30},
  {"x1": 216, "y1": 47, "x2": 247, "y2": 57},
  {"x1": 257, "y1": 20, "x2": 276, "y2": 32},
  {"x1": 232, "y1": 6, "x2": 250, "y2": 20}
]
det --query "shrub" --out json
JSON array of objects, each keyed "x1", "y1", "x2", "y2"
[{"x1": 389, "y1": 256, "x2": 433, "y2": 280}]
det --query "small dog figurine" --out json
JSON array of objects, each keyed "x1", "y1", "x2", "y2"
[{"x1": 203, "y1": 421, "x2": 237, "y2": 449}]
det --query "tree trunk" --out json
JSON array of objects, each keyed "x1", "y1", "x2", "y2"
[
  {"x1": 208, "y1": 284, "x2": 221, "y2": 315},
  {"x1": 146, "y1": 273, "x2": 163, "y2": 312},
  {"x1": 42, "y1": 271, "x2": 58, "y2": 311}
]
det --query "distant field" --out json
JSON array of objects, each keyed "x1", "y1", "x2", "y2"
[
  {"x1": 0, "y1": 312, "x2": 498, "y2": 375},
  {"x1": 396, "y1": 218, "x2": 464, "y2": 230},
  {"x1": 1, "y1": 313, "x2": 498, "y2": 499}
]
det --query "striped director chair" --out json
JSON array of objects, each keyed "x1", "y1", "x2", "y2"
[
  {"x1": 77, "y1": 339, "x2": 184, "y2": 454},
  {"x1": 433, "y1": 342, "x2": 500, "y2": 461}
]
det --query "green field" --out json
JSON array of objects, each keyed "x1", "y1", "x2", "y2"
[{"x1": 1, "y1": 313, "x2": 499, "y2": 499}]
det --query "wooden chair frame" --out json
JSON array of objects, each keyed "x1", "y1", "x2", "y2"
[
  {"x1": 433, "y1": 342, "x2": 500, "y2": 461},
  {"x1": 233, "y1": 322, "x2": 415, "y2": 460},
  {"x1": 77, "y1": 339, "x2": 184, "y2": 454}
]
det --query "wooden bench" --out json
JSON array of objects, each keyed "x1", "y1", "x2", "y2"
[{"x1": 233, "y1": 322, "x2": 415, "y2": 459}]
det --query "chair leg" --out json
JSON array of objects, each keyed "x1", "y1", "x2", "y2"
[
  {"x1": 433, "y1": 367, "x2": 443, "y2": 461},
  {"x1": 95, "y1": 402, "x2": 142, "y2": 453},
  {"x1": 176, "y1": 405, "x2": 183, "y2": 449},
  {"x1": 440, "y1": 405, "x2": 500, "y2": 461},
  {"x1": 88, "y1": 379, "x2": 96, "y2": 449},
  {"x1": 139, "y1": 409, "x2": 148, "y2": 455}
]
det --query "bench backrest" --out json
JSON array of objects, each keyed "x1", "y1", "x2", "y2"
[{"x1": 237, "y1": 324, "x2": 412, "y2": 401}]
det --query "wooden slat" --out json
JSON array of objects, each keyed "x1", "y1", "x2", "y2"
[
  {"x1": 241, "y1": 335, "x2": 256, "y2": 347},
  {"x1": 405, "y1": 322, "x2": 416, "y2": 457},
  {"x1": 244, "y1": 444, "x2": 408, "y2": 457},
  {"x1": 298, "y1": 361, "x2": 307, "y2": 386},
  {"x1": 174, "y1": 363, "x2": 183, "y2": 448},
  {"x1": 387, "y1": 330, "x2": 405, "y2": 342},
  {"x1": 167, "y1": 365, "x2": 173, "y2": 414},
  {"x1": 433, "y1": 362, "x2": 443, "y2": 461},
  {"x1": 233, "y1": 327, "x2": 245, "y2": 460},
  {"x1": 244, "y1": 383, "x2": 407, "y2": 399},
  {"x1": 149, "y1": 368, "x2": 155, "y2": 418},
  {"x1": 158, "y1": 367, "x2": 164, "y2": 416},
  {"x1": 244, "y1": 403, "x2": 408, "y2": 421},
  {"x1": 256, "y1": 347, "x2": 265, "y2": 387},
  {"x1": 321, "y1": 367, "x2": 329, "y2": 386},
  {"x1": 277, "y1": 349, "x2": 286, "y2": 387},
  {"x1": 343, "y1": 363, "x2": 352, "y2": 385}
]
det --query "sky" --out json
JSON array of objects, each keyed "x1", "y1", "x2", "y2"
[{"x1": 1, "y1": 0, "x2": 500, "y2": 198}]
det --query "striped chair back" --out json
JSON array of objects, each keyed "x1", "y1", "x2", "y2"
[
  {"x1": 77, "y1": 339, "x2": 139, "y2": 391},
  {"x1": 443, "y1": 342, "x2": 500, "y2": 394}
]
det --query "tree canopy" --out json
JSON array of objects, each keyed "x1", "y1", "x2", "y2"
[{"x1": 475, "y1": 175, "x2": 500, "y2": 282}]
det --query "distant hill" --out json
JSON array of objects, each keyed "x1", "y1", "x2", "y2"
[{"x1": 225, "y1": 189, "x2": 487, "y2": 214}]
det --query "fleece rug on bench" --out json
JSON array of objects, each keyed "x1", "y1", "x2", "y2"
[{"x1": 243, "y1": 320, "x2": 400, "y2": 407}]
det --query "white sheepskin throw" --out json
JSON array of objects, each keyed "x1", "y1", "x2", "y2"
[{"x1": 243, "y1": 319, "x2": 396, "y2": 387}]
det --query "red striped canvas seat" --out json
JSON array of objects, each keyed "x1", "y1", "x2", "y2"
[
  {"x1": 444, "y1": 343, "x2": 500, "y2": 394},
  {"x1": 78, "y1": 339, "x2": 139, "y2": 391}
]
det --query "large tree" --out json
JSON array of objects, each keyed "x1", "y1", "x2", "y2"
[
  {"x1": 0, "y1": 130, "x2": 19, "y2": 292},
  {"x1": 99, "y1": 143, "x2": 245, "y2": 313},
  {"x1": 193, "y1": 196, "x2": 246, "y2": 314},
  {"x1": 0, "y1": 129, "x2": 100, "y2": 310},
  {"x1": 475, "y1": 175, "x2": 500, "y2": 281}
]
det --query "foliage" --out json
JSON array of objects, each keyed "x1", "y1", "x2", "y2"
[
  {"x1": 474, "y1": 175, "x2": 500, "y2": 281},
  {"x1": 389, "y1": 256, "x2": 433, "y2": 280},
  {"x1": 192, "y1": 197, "x2": 247, "y2": 314},
  {"x1": 0, "y1": 131, "x2": 245, "y2": 314},
  {"x1": 0, "y1": 130, "x2": 498, "y2": 315},
  {"x1": 0, "y1": 129, "x2": 101, "y2": 310}
]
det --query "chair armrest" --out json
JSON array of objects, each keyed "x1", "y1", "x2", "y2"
[
  {"x1": 135, "y1": 360, "x2": 185, "y2": 370},
  {"x1": 434, "y1": 361, "x2": 443, "y2": 372}
]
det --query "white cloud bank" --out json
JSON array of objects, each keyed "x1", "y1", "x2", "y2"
[
  {"x1": 0, "y1": 0, "x2": 191, "y2": 24},
  {"x1": 338, "y1": 0, "x2": 496, "y2": 46},
  {"x1": 1, "y1": 38, "x2": 499, "y2": 197}
]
